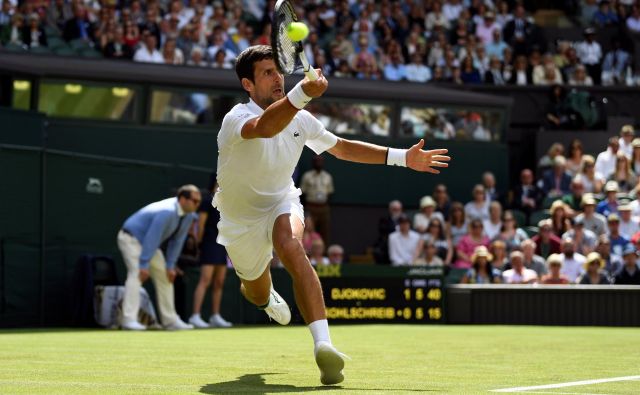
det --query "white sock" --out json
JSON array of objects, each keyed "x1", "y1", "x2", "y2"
[
  {"x1": 309, "y1": 319, "x2": 331, "y2": 348},
  {"x1": 190, "y1": 314, "x2": 201, "y2": 319}
]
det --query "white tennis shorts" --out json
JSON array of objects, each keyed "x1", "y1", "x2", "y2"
[{"x1": 217, "y1": 198, "x2": 305, "y2": 281}]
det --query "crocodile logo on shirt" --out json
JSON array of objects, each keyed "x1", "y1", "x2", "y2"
[{"x1": 293, "y1": 131, "x2": 300, "y2": 138}]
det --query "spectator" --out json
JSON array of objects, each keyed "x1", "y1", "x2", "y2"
[
  {"x1": 300, "y1": 155, "x2": 334, "y2": 244},
  {"x1": 508, "y1": 55, "x2": 532, "y2": 85},
  {"x1": 22, "y1": 13, "x2": 46, "y2": 48},
  {"x1": 383, "y1": 51, "x2": 407, "y2": 81},
  {"x1": 454, "y1": 218, "x2": 490, "y2": 269},
  {"x1": 490, "y1": 239, "x2": 509, "y2": 270},
  {"x1": 133, "y1": 30, "x2": 164, "y2": 63},
  {"x1": 103, "y1": 26, "x2": 133, "y2": 60},
  {"x1": 597, "y1": 181, "x2": 620, "y2": 217},
  {"x1": 538, "y1": 142, "x2": 565, "y2": 173},
  {"x1": 618, "y1": 125, "x2": 635, "y2": 158},
  {"x1": 549, "y1": 200, "x2": 572, "y2": 237},
  {"x1": 502, "y1": 5, "x2": 533, "y2": 56},
  {"x1": 0, "y1": 0, "x2": 12, "y2": 29},
  {"x1": 482, "y1": 171, "x2": 503, "y2": 204},
  {"x1": 414, "y1": 239, "x2": 445, "y2": 266},
  {"x1": 566, "y1": 139, "x2": 585, "y2": 177},
  {"x1": 606, "y1": 213, "x2": 630, "y2": 257},
  {"x1": 309, "y1": 238, "x2": 330, "y2": 266},
  {"x1": 484, "y1": 56, "x2": 506, "y2": 85},
  {"x1": 502, "y1": 250, "x2": 538, "y2": 284},
  {"x1": 418, "y1": 218, "x2": 452, "y2": 266},
  {"x1": 327, "y1": 244, "x2": 345, "y2": 265},
  {"x1": 521, "y1": 239, "x2": 548, "y2": 277},
  {"x1": 1, "y1": 13, "x2": 23, "y2": 46},
  {"x1": 533, "y1": 53, "x2": 563, "y2": 85},
  {"x1": 442, "y1": 0, "x2": 464, "y2": 22},
  {"x1": 592, "y1": 0, "x2": 619, "y2": 27},
  {"x1": 494, "y1": 210, "x2": 529, "y2": 252},
  {"x1": 618, "y1": 204, "x2": 639, "y2": 240},
  {"x1": 389, "y1": 215, "x2": 421, "y2": 266},
  {"x1": 123, "y1": 20, "x2": 140, "y2": 49},
  {"x1": 560, "y1": 236, "x2": 587, "y2": 283},
  {"x1": 186, "y1": 46, "x2": 208, "y2": 67},
  {"x1": 465, "y1": 184, "x2": 490, "y2": 221},
  {"x1": 614, "y1": 244, "x2": 640, "y2": 284},
  {"x1": 413, "y1": 195, "x2": 445, "y2": 234},
  {"x1": 211, "y1": 48, "x2": 233, "y2": 69},
  {"x1": 405, "y1": 52, "x2": 432, "y2": 83},
  {"x1": 117, "y1": 185, "x2": 200, "y2": 330},
  {"x1": 568, "y1": 64, "x2": 594, "y2": 86},
  {"x1": 545, "y1": 85, "x2": 571, "y2": 129},
  {"x1": 574, "y1": 155, "x2": 604, "y2": 194},
  {"x1": 302, "y1": 216, "x2": 323, "y2": 256},
  {"x1": 626, "y1": 5, "x2": 640, "y2": 33},
  {"x1": 486, "y1": 29, "x2": 509, "y2": 61},
  {"x1": 162, "y1": 38, "x2": 185, "y2": 65},
  {"x1": 576, "y1": 27, "x2": 602, "y2": 85},
  {"x1": 532, "y1": 219, "x2": 562, "y2": 259},
  {"x1": 426, "y1": 1, "x2": 450, "y2": 31},
  {"x1": 433, "y1": 184, "x2": 451, "y2": 221},
  {"x1": 577, "y1": 252, "x2": 611, "y2": 284},
  {"x1": 539, "y1": 156, "x2": 572, "y2": 198},
  {"x1": 562, "y1": 178, "x2": 585, "y2": 212},
  {"x1": 596, "y1": 234, "x2": 624, "y2": 277},
  {"x1": 476, "y1": 11, "x2": 500, "y2": 46},
  {"x1": 375, "y1": 200, "x2": 404, "y2": 263},
  {"x1": 63, "y1": 3, "x2": 94, "y2": 43},
  {"x1": 461, "y1": 245, "x2": 501, "y2": 284},
  {"x1": 483, "y1": 201, "x2": 503, "y2": 240},
  {"x1": 608, "y1": 153, "x2": 637, "y2": 193},
  {"x1": 512, "y1": 168, "x2": 542, "y2": 222},
  {"x1": 447, "y1": 202, "x2": 467, "y2": 246},
  {"x1": 562, "y1": 216, "x2": 597, "y2": 256},
  {"x1": 540, "y1": 253, "x2": 570, "y2": 284},
  {"x1": 189, "y1": 177, "x2": 232, "y2": 329},
  {"x1": 459, "y1": 56, "x2": 482, "y2": 85},
  {"x1": 602, "y1": 39, "x2": 630, "y2": 85},
  {"x1": 576, "y1": 195, "x2": 607, "y2": 236}
]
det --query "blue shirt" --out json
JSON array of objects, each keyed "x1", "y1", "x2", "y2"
[
  {"x1": 610, "y1": 235, "x2": 629, "y2": 257},
  {"x1": 596, "y1": 200, "x2": 617, "y2": 217},
  {"x1": 122, "y1": 197, "x2": 196, "y2": 269}
]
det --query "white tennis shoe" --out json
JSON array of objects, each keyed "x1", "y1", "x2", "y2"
[
  {"x1": 315, "y1": 341, "x2": 348, "y2": 385},
  {"x1": 188, "y1": 314, "x2": 210, "y2": 329},
  {"x1": 209, "y1": 314, "x2": 233, "y2": 328},
  {"x1": 264, "y1": 288, "x2": 291, "y2": 325}
]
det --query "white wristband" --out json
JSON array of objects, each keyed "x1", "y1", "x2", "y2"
[
  {"x1": 287, "y1": 80, "x2": 312, "y2": 110},
  {"x1": 386, "y1": 148, "x2": 407, "y2": 167}
]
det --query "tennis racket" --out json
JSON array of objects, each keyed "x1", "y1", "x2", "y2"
[{"x1": 271, "y1": 0, "x2": 318, "y2": 81}]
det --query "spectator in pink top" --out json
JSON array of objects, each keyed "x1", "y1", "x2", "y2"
[{"x1": 454, "y1": 218, "x2": 490, "y2": 269}]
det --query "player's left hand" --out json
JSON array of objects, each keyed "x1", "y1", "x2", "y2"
[
  {"x1": 166, "y1": 268, "x2": 177, "y2": 283},
  {"x1": 406, "y1": 139, "x2": 450, "y2": 174}
]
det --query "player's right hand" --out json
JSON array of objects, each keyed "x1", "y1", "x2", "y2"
[
  {"x1": 139, "y1": 268, "x2": 150, "y2": 283},
  {"x1": 301, "y1": 69, "x2": 328, "y2": 98}
]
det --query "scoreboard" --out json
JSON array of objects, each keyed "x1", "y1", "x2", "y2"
[{"x1": 316, "y1": 265, "x2": 445, "y2": 323}]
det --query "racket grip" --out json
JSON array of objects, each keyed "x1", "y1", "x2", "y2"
[{"x1": 299, "y1": 52, "x2": 318, "y2": 81}]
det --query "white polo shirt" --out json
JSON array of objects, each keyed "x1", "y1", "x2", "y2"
[{"x1": 215, "y1": 99, "x2": 338, "y2": 227}]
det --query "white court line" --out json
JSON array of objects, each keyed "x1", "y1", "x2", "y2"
[{"x1": 490, "y1": 375, "x2": 640, "y2": 393}]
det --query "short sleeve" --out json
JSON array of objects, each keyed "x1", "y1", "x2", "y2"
[
  {"x1": 299, "y1": 110, "x2": 338, "y2": 154},
  {"x1": 218, "y1": 106, "x2": 257, "y2": 147}
]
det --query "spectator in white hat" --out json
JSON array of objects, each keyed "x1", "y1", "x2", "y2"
[
  {"x1": 618, "y1": 204, "x2": 639, "y2": 239},
  {"x1": 413, "y1": 195, "x2": 444, "y2": 233}
]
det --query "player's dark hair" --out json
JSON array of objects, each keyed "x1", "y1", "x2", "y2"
[
  {"x1": 177, "y1": 184, "x2": 200, "y2": 200},
  {"x1": 235, "y1": 45, "x2": 273, "y2": 83}
]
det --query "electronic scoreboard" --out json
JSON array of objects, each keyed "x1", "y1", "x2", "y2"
[{"x1": 316, "y1": 265, "x2": 445, "y2": 323}]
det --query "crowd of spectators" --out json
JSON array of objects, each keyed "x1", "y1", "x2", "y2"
[
  {"x1": 1, "y1": 0, "x2": 639, "y2": 86},
  {"x1": 373, "y1": 124, "x2": 640, "y2": 285}
]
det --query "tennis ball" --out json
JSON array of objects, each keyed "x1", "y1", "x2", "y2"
[{"x1": 286, "y1": 22, "x2": 309, "y2": 42}]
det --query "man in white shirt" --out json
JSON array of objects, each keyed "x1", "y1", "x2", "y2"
[
  {"x1": 389, "y1": 215, "x2": 421, "y2": 266},
  {"x1": 502, "y1": 251, "x2": 538, "y2": 284},
  {"x1": 595, "y1": 137, "x2": 620, "y2": 180},
  {"x1": 576, "y1": 27, "x2": 603, "y2": 84},
  {"x1": 405, "y1": 52, "x2": 432, "y2": 83},
  {"x1": 618, "y1": 125, "x2": 635, "y2": 158},
  {"x1": 560, "y1": 237, "x2": 587, "y2": 282},
  {"x1": 442, "y1": 0, "x2": 463, "y2": 22},
  {"x1": 133, "y1": 30, "x2": 164, "y2": 63},
  {"x1": 215, "y1": 45, "x2": 450, "y2": 385},
  {"x1": 617, "y1": 204, "x2": 639, "y2": 239}
]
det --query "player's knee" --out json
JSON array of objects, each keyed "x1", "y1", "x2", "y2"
[{"x1": 275, "y1": 237, "x2": 304, "y2": 260}]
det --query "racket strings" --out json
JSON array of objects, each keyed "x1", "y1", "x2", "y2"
[{"x1": 274, "y1": 6, "x2": 299, "y2": 74}]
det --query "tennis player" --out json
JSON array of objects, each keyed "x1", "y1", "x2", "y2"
[{"x1": 215, "y1": 45, "x2": 450, "y2": 385}]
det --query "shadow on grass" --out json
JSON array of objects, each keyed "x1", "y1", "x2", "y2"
[{"x1": 200, "y1": 373, "x2": 439, "y2": 394}]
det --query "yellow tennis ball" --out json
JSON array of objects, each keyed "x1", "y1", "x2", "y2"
[{"x1": 286, "y1": 22, "x2": 309, "y2": 42}]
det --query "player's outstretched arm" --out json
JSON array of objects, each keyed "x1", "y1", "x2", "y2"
[
  {"x1": 241, "y1": 70, "x2": 328, "y2": 139},
  {"x1": 327, "y1": 138, "x2": 450, "y2": 174}
]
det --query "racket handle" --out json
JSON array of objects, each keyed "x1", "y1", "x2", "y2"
[{"x1": 299, "y1": 52, "x2": 318, "y2": 81}]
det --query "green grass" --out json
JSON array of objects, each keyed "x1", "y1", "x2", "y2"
[{"x1": 0, "y1": 325, "x2": 639, "y2": 394}]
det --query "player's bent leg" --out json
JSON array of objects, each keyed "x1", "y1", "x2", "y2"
[
  {"x1": 239, "y1": 263, "x2": 291, "y2": 325},
  {"x1": 272, "y1": 213, "x2": 325, "y2": 323}
]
